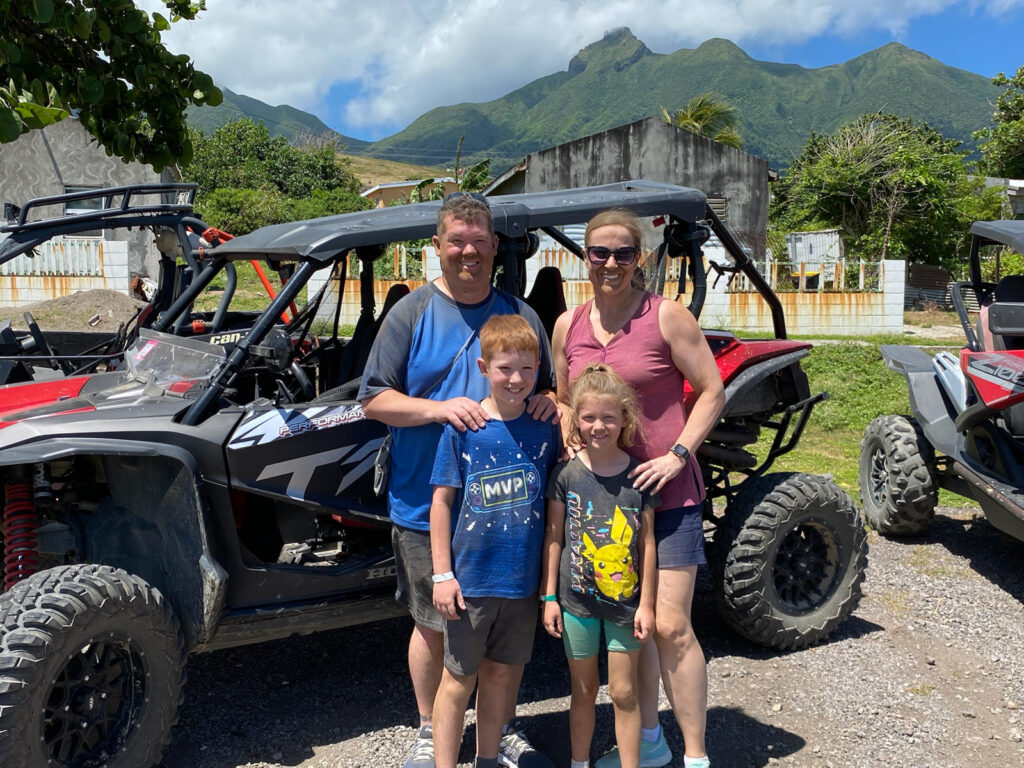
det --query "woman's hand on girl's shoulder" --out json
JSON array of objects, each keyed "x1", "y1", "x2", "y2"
[{"x1": 629, "y1": 452, "x2": 683, "y2": 493}]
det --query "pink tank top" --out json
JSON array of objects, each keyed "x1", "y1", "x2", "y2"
[{"x1": 564, "y1": 292, "x2": 705, "y2": 510}]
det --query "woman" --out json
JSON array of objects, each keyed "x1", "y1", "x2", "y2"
[{"x1": 552, "y1": 209, "x2": 725, "y2": 768}]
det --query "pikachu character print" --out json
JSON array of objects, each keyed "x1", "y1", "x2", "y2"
[{"x1": 581, "y1": 505, "x2": 638, "y2": 601}]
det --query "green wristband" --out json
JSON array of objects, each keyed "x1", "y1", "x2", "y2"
[{"x1": 540, "y1": 593, "x2": 557, "y2": 602}]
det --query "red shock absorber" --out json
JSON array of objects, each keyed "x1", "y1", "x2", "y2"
[{"x1": 3, "y1": 480, "x2": 39, "y2": 590}]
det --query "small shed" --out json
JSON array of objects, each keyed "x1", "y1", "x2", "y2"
[
  {"x1": 785, "y1": 229, "x2": 842, "y2": 280},
  {"x1": 905, "y1": 263, "x2": 954, "y2": 310}
]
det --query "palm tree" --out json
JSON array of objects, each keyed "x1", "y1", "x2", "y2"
[{"x1": 661, "y1": 92, "x2": 744, "y2": 149}]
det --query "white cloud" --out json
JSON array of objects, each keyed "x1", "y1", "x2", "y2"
[{"x1": 138, "y1": 0, "x2": 1024, "y2": 137}]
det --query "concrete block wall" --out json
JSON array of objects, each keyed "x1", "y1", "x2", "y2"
[
  {"x1": 0, "y1": 240, "x2": 130, "y2": 306},
  {"x1": 692, "y1": 259, "x2": 904, "y2": 335}
]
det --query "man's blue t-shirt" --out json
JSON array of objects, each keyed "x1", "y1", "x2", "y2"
[
  {"x1": 357, "y1": 284, "x2": 555, "y2": 531},
  {"x1": 430, "y1": 414, "x2": 560, "y2": 598}
]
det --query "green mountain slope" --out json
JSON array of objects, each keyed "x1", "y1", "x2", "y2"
[
  {"x1": 185, "y1": 87, "x2": 370, "y2": 152},
  {"x1": 364, "y1": 29, "x2": 1000, "y2": 169}
]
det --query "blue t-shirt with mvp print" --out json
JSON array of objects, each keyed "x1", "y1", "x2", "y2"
[{"x1": 431, "y1": 413, "x2": 560, "y2": 598}]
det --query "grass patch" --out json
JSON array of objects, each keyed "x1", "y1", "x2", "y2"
[
  {"x1": 907, "y1": 683, "x2": 936, "y2": 696},
  {"x1": 904, "y1": 308, "x2": 960, "y2": 328},
  {"x1": 341, "y1": 153, "x2": 443, "y2": 189},
  {"x1": 758, "y1": 341, "x2": 977, "y2": 509},
  {"x1": 905, "y1": 546, "x2": 975, "y2": 579},
  {"x1": 877, "y1": 588, "x2": 912, "y2": 616},
  {"x1": 193, "y1": 260, "x2": 305, "y2": 314},
  {"x1": 756, "y1": 342, "x2": 910, "y2": 498}
]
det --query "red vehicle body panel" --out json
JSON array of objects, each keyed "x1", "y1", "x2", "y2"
[
  {"x1": 0, "y1": 376, "x2": 92, "y2": 428},
  {"x1": 683, "y1": 334, "x2": 813, "y2": 410},
  {"x1": 961, "y1": 348, "x2": 1024, "y2": 410}
]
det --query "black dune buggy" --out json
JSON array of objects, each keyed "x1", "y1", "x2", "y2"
[
  {"x1": 0, "y1": 179, "x2": 866, "y2": 768},
  {"x1": 0, "y1": 183, "x2": 263, "y2": 385},
  {"x1": 860, "y1": 219, "x2": 1024, "y2": 543}
]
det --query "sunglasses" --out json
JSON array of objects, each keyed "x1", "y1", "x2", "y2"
[{"x1": 585, "y1": 245, "x2": 639, "y2": 266}]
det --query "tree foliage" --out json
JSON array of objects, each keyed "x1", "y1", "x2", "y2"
[
  {"x1": 661, "y1": 92, "x2": 744, "y2": 149},
  {"x1": 770, "y1": 113, "x2": 1004, "y2": 269},
  {"x1": 974, "y1": 64, "x2": 1024, "y2": 179},
  {"x1": 180, "y1": 118, "x2": 370, "y2": 235},
  {"x1": 1, "y1": 0, "x2": 222, "y2": 170}
]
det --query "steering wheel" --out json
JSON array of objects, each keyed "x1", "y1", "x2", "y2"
[{"x1": 23, "y1": 312, "x2": 59, "y2": 370}]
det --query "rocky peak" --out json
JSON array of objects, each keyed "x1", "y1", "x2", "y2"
[{"x1": 568, "y1": 27, "x2": 652, "y2": 74}]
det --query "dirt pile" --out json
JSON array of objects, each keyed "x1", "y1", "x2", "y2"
[{"x1": 0, "y1": 289, "x2": 145, "y2": 332}]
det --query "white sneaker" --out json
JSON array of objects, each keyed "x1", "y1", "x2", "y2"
[
  {"x1": 403, "y1": 724, "x2": 435, "y2": 768},
  {"x1": 498, "y1": 724, "x2": 553, "y2": 768}
]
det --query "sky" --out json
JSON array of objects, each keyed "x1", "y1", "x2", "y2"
[{"x1": 141, "y1": 0, "x2": 1024, "y2": 147}]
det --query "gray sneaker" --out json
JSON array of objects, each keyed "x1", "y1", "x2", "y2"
[
  {"x1": 498, "y1": 724, "x2": 553, "y2": 768},
  {"x1": 403, "y1": 724, "x2": 435, "y2": 768}
]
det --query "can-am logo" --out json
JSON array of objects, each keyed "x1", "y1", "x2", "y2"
[
  {"x1": 969, "y1": 356, "x2": 1024, "y2": 394},
  {"x1": 209, "y1": 331, "x2": 244, "y2": 345}
]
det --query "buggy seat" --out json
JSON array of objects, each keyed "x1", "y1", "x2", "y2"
[{"x1": 978, "y1": 275, "x2": 1024, "y2": 351}]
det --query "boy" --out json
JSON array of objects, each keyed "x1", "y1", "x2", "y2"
[{"x1": 430, "y1": 314, "x2": 561, "y2": 768}]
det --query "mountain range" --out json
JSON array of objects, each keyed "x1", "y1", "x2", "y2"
[
  {"x1": 185, "y1": 87, "x2": 370, "y2": 152},
  {"x1": 185, "y1": 29, "x2": 1002, "y2": 171}
]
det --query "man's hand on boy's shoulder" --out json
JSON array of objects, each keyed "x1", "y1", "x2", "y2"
[
  {"x1": 430, "y1": 396, "x2": 491, "y2": 432},
  {"x1": 526, "y1": 390, "x2": 559, "y2": 423}
]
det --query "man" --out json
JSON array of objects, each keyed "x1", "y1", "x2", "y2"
[{"x1": 359, "y1": 193, "x2": 557, "y2": 768}]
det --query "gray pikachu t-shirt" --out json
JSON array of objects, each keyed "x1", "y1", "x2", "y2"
[{"x1": 545, "y1": 456, "x2": 659, "y2": 626}]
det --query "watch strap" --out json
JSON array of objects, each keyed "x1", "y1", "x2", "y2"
[{"x1": 670, "y1": 443, "x2": 691, "y2": 462}]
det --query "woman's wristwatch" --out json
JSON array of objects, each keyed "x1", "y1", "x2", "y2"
[{"x1": 670, "y1": 443, "x2": 691, "y2": 463}]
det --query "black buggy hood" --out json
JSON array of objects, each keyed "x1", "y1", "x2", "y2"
[
  {"x1": 212, "y1": 180, "x2": 708, "y2": 263},
  {"x1": 970, "y1": 220, "x2": 1024, "y2": 255}
]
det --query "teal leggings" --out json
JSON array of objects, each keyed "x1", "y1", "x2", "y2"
[{"x1": 561, "y1": 610, "x2": 640, "y2": 659}]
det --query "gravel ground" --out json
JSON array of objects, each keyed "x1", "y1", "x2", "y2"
[{"x1": 161, "y1": 504, "x2": 1024, "y2": 768}]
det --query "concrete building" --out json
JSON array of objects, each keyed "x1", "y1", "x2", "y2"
[
  {"x1": 983, "y1": 177, "x2": 1024, "y2": 219},
  {"x1": 0, "y1": 118, "x2": 177, "y2": 278},
  {"x1": 484, "y1": 116, "x2": 772, "y2": 245}
]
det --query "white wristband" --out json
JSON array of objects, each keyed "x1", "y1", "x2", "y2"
[{"x1": 431, "y1": 571, "x2": 455, "y2": 583}]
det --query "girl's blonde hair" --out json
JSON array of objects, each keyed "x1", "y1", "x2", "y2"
[{"x1": 569, "y1": 363, "x2": 642, "y2": 448}]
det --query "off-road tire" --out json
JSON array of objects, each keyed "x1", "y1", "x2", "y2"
[
  {"x1": 0, "y1": 564, "x2": 185, "y2": 768},
  {"x1": 858, "y1": 415, "x2": 937, "y2": 536},
  {"x1": 712, "y1": 472, "x2": 868, "y2": 650}
]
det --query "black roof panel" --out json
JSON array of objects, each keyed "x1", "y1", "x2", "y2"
[
  {"x1": 969, "y1": 220, "x2": 1024, "y2": 254},
  {"x1": 214, "y1": 180, "x2": 708, "y2": 262}
]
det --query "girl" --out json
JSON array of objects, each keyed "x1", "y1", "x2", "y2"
[{"x1": 542, "y1": 364, "x2": 659, "y2": 768}]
